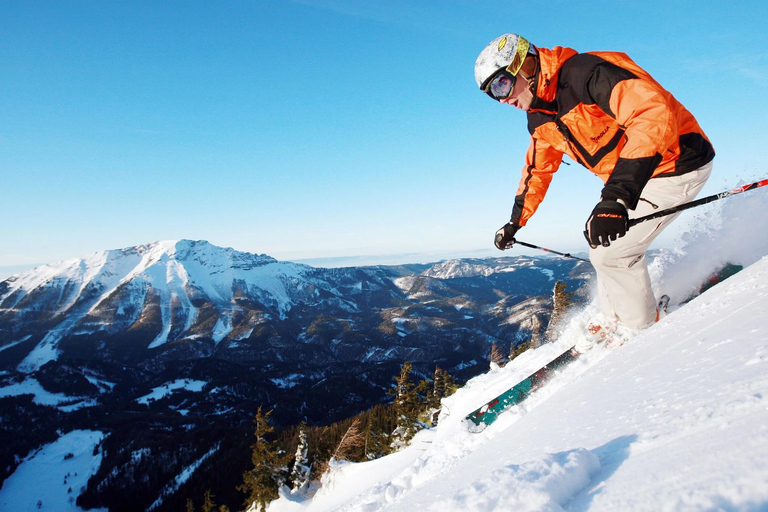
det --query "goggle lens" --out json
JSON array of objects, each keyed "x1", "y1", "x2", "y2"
[{"x1": 486, "y1": 71, "x2": 516, "y2": 100}]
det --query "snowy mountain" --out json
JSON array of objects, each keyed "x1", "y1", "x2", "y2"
[
  {"x1": 0, "y1": 240, "x2": 588, "y2": 372},
  {"x1": 0, "y1": 240, "x2": 589, "y2": 512},
  {"x1": 1, "y1": 239, "x2": 381, "y2": 373},
  {"x1": 265, "y1": 215, "x2": 768, "y2": 512}
]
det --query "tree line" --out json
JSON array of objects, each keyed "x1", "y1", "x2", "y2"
[{"x1": 186, "y1": 364, "x2": 456, "y2": 512}]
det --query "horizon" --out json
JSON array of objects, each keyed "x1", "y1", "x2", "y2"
[{"x1": 0, "y1": 237, "x2": 587, "y2": 281}]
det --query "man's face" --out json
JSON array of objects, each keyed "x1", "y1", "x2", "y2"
[{"x1": 499, "y1": 74, "x2": 533, "y2": 111}]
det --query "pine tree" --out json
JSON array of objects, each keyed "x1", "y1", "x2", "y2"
[
  {"x1": 509, "y1": 338, "x2": 531, "y2": 362},
  {"x1": 389, "y1": 362, "x2": 424, "y2": 451},
  {"x1": 489, "y1": 342, "x2": 507, "y2": 367},
  {"x1": 363, "y1": 413, "x2": 376, "y2": 460},
  {"x1": 238, "y1": 407, "x2": 291, "y2": 512},
  {"x1": 330, "y1": 418, "x2": 365, "y2": 462},
  {"x1": 202, "y1": 490, "x2": 216, "y2": 512},
  {"x1": 363, "y1": 405, "x2": 395, "y2": 460},
  {"x1": 290, "y1": 422, "x2": 311, "y2": 493},
  {"x1": 545, "y1": 281, "x2": 575, "y2": 343},
  {"x1": 423, "y1": 366, "x2": 457, "y2": 426},
  {"x1": 439, "y1": 367, "x2": 457, "y2": 397},
  {"x1": 429, "y1": 366, "x2": 445, "y2": 411}
]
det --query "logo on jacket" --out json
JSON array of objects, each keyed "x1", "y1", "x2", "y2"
[{"x1": 590, "y1": 127, "x2": 610, "y2": 143}]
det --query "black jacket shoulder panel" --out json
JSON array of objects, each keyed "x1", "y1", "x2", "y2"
[
  {"x1": 527, "y1": 111, "x2": 554, "y2": 135},
  {"x1": 584, "y1": 61, "x2": 639, "y2": 117},
  {"x1": 557, "y1": 53, "x2": 638, "y2": 117}
]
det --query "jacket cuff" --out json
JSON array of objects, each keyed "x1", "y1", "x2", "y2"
[{"x1": 601, "y1": 154, "x2": 662, "y2": 209}]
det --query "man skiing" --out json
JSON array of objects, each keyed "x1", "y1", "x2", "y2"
[{"x1": 475, "y1": 34, "x2": 714, "y2": 345}]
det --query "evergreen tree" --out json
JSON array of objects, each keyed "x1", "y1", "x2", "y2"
[
  {"x1": 388, "y1": 362, "x2": 426, "y2": 451},
  {"x1": 363, "y1": 405, "x2": 395, "y2": 460},
  {"x1": 202, "y1": 490, "x2": 216, "y2": 512},
  {"x1": 290, "y1": 423, "x2": 311, "y2": 493},
  {"x1": 429, "y1": 366, "x2": 445, "y2": 410},
  {"x1": 363, "y1": 413, "x2": 376, "y2": 460},
  {"x1": 238, "y1": 407, "x2": 291, "y2": 512},
  {"x1": 489, "y1": 342, "x2": 507, "y2": 367},
  {"x1": 423, "y1": 366, "x2": 458, "y2": 426},
  {"x1": 545, "y1": 281, "x2": 575, "y2": 343},
  {"x1": 509, "y1": 338, "x2": 532, "y2": 362},
  {"x1": 439, "y1": 367, "x2": 457, "y2": 397},
  {"x1": 330, "y1": 418, "x2": 365, "y2": 462}
]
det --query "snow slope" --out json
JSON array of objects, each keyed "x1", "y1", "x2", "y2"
[
  {"x1": 0, "y1": 430, "x2": 106, "y2": 512},
  {"x1": 268, "y1": 191, "x2": 768, "y2": 512}
]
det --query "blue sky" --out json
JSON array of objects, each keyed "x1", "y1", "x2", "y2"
[{"x1": 2, "y1": 0, "x2": 767, "y2": 274}]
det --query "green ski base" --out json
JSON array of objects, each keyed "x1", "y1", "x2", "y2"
[{"x1": 465, "y1": 347, "x2": 578, "y2": 431}]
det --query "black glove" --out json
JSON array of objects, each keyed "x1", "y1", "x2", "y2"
[
  {"x1": 584, "y1": 200, "x2": 628, "y2": 248},
  {"x1": 494, "y1": 222, "x2": 520, "y2": 250}
]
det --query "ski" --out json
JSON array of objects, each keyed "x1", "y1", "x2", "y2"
[
  {"x1": 465, "y1": 268, "x2": 740, "y2": 432},
  {"x1": 465, "y1": 346, "x2": 578, "y2": 431}
]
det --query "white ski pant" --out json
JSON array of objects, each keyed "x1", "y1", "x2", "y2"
[{"x1": 589, "y1": 161, "x2": 713, "y2": 329}]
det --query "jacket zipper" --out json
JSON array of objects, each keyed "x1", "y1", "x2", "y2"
[{"x1": 555, "y1": 120, "x2": 588, "y2": 168}]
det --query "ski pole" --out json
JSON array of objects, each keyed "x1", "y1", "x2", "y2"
[
  {"x1": 512, "y1": 239, "x2": 591, "y2": 263},
  {"x1": 628, "y1": 178, "x2": 768, "y2": 228}
]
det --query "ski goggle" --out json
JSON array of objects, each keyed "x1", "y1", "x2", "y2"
[
  {"x1": 481, "y1": 35, "x2": 531, "y2": 100},
  {"x1": 483, "y1": 70, "x2": 517, "y2": 100}
]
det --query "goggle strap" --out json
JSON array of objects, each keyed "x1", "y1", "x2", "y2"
[{"x1": 506, "y1": 36, "x2": 530, "y2": 77}]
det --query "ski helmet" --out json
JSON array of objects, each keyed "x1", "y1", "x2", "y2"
[{"x1": 474, "y1": 34, "x2": 538, "y2": 91}]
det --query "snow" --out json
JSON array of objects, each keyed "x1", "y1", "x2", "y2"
[
  {"x1": 211, "y1": 308, "x2": 235, "y2": 344},
  {"x1": 0, "y1": 430, "x2": 106, "y2": 512},
  {"x1": 530, "y1": 266, "x2": 555, "y2": 281},
  {"x1": 136, "y1": 379, "x2": 208, "y2": 404},
  {"x1": 0, "y1": 334, "x2": 31, "y2": 353},
  {"x1": 82, "y1": 372, "x2": 115, "y2": 393},
  {"x1": 17, "y1": 316, "x2": 81, "y2": 373},
  {"x1": 146, "y1": 444, "x2": 220, "y2": 511},
  {"x1": 271, "y1": 374, "x2": 303, "y2": 389},
  {"x1": 0, "y1": 378, "x2": 98, "y2": 411},
  {"x1": 267, "y1": 190, "x2": 768, "y2": 512}
]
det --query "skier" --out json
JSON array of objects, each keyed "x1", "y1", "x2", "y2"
[{"x1": 475, "y1": 34, "x2": 715, "y2": 346}]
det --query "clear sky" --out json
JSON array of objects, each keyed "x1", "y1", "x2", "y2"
[{"x1": 2, "y1": 0, "x2": 767, "y2": 275}]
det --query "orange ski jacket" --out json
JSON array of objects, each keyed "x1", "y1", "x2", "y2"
[{"x1": 510, "y1": 46, "x2": 715, "y2": 227}]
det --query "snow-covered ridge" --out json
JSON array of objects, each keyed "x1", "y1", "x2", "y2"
[
  {"x1": 1, "y1": 240, "x2": 327, "y2": 372},
  {"x1": 421, "y1": 257, "x2": 537, "y2": 279},
  {"x1": 0, "y1": 240, "x2": 283, "y2": 313}
]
